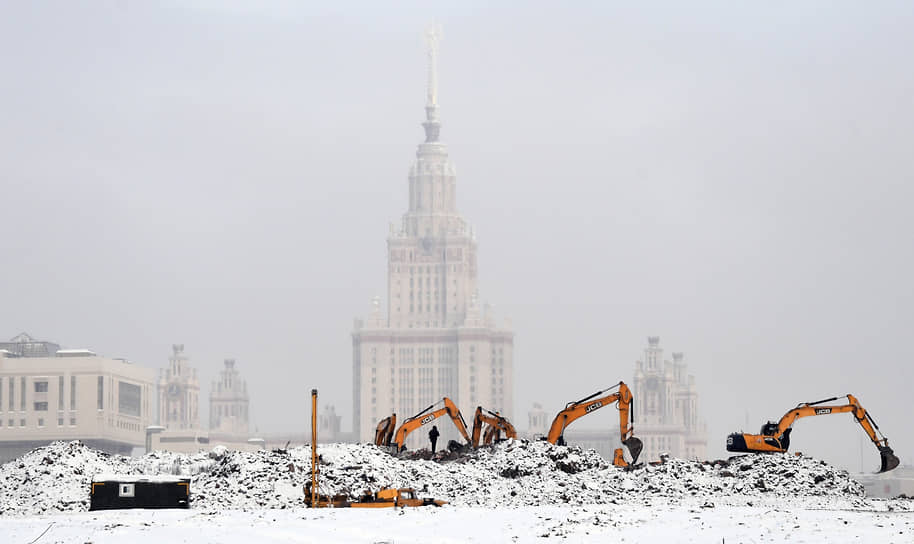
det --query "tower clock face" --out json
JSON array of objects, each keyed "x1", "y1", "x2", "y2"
[
  {"x1": 167, "y1": 383, "x2": 181, "y2": 397},
  {"x1": 420, "y1": 237, "x2": 434, "y2": 254}
]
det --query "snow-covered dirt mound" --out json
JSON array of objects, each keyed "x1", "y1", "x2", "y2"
[{"x1": 0, "y1": 440, "x2": 895, "y2": 516}]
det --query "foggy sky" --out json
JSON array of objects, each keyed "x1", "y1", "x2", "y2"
[{"x1": 2, "y1": 1, "x2": 912, "y2": 473}]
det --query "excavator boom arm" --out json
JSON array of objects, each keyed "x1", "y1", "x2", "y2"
[
  {"x1": 545, "y1": 383, "x2": 634, "y2": 444},
  {"x1": 775, "y1": 395, "x2": 890, "y2": 449},
  {"x1": 544, "y1": 382, "x2": 642, "y2": 465}
]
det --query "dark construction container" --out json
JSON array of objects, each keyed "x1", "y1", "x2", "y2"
[{"x1": 89, "y1": 475, "x2": 190, "y2": 510}]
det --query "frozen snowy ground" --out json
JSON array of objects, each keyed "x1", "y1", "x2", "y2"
[{"x1": 0, "y1": 502, "x2": 912, "y2": 543}]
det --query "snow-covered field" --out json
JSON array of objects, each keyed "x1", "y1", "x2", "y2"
[
  {"x1": 2, "y1": 503, "x2": 912, "y2": 543},
  {"x1": 0, "y1": 440, "x2": 911, "y2": 542}
]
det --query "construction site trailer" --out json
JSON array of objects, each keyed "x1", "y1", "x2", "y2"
[{"x1": 89, "y1": 474, "x2": 190, "y2": 510}]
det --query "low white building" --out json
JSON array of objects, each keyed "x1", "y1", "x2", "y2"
[{"x1": 0, "y1": 346, "x2": 155, "y2": 462}]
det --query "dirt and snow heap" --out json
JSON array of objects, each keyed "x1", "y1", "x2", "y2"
[{"x1": 0, "y1": 439, "x2": 890, "y2": 516}]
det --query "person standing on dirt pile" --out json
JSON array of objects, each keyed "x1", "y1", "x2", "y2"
[{"x1": 429, "y1": 425, "x2": 440, "y2": 453}]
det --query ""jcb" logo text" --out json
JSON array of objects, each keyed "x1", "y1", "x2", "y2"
[{"x1": 585, "y1": 401, "x2": 603, "y2": 413}]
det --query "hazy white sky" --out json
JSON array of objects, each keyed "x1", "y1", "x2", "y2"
[{"x1": 2, "y1": 1, "x2": 912, "y2": 472}]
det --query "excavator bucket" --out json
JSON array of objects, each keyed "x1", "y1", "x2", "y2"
[
  {"x1": 622, "y1": 437, "x2": 643, "y2": 465},
  {"x1": 878, "y1": 446, "x2": 900, "y2": 473}
]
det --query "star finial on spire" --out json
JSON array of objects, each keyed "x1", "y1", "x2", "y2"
[
  {"x1": 424, "y1": 22, "x2": 442, "y2": 109},
  {"x1": 422, "y1": 22, "x2": 443, "y2": 142}
]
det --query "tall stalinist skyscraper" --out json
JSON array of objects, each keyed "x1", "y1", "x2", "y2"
[{"x1": 352, "y1": 26, "x2": 514, "y2": 446}]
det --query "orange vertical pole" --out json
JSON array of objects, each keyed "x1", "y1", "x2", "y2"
[{"x1": 311, "y1": 388, "x2": 318, "y2": 507}]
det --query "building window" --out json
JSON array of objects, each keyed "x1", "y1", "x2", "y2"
[
  {"x1": 20, "y1": 419, "x2": 25, "y2": 427},
  {"x1": 35, "y1": 381, "x2": 49, "y2": 393},
  {"x1": 69, "y1": 417, "x2": 76, "y2": 426},
  {"x1": 20, "y1": 377, "x2": 25, "y2": 411},
  {"x1": 7, "y1": 419, "x2": 13, "y2": 427},
  {"x1": 37, "y1": 418, "x2": 44, "y2": 427},
  {"x1": 118, "y1": 382, "x2": 141, "y2": 417},
  {"x1": 58, "y1": 376, "x2": 64, "y2": 410},
  {"x1": 58, "y1": 417, "x2": 64, "y2": 426},
  {"x1": 97, "y1": 376, "x2": 104, "y2": 410},
  {"x1": 70, "y1": 376, "x2": 76, "y2": 410},
  {"x1": 34, "y1": 402, "x2": 48, "y2": 412}
]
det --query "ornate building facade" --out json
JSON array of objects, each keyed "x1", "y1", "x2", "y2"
[
  {"x1": 157, "y1": 344, "x2": 200, "y2": 431},
  {"x1": 209, "y1": 358, "x2": 249, "y2": 437},
  {"x1": 352, "y1": 28, "x2": 514, "y2": 446},
  {"x1": 632, "y1": 337, "x2": 707, "y2": 461}
]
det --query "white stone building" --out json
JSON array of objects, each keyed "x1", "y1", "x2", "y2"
[
  {"x1": 632, "y1": 337, "x2": 707, "y2": 461},
  {"x1": 352, "y1": 29, "x2": 514, "y2": 447},
  {"x1": 0, "y1": 339, "x2": 155, "y2": 462}
]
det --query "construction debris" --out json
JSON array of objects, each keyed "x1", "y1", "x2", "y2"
[{"x1": 0, "y1": 440, "x2": 909, "y2": 517}]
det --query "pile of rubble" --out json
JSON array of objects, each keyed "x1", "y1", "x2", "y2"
[{"x1": 0, "y1": 439, "x2": 891, "y2": 516}]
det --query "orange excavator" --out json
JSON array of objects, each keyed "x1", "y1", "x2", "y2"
[
  {"x1": 374, "y1": 414, "x2": 396, "y2": 447},
  {"x1": 393, "y1": 397, "x2": 471, "y2": 452},
  {"x1": 471, "y1": 406, "x2": 517, "y2": 448},
  {"x1": 545, "y1": 381, "x2": 643, "y2": 467},
  {"x1": 727, "y1": 394, "x2": 900, "y2": 473}
]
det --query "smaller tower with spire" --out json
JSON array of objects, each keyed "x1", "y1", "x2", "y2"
[
  {"x1": 209, "y1": 358, "x2": 250, "y2": 437},
  {"x1": 158, "y1": 344, "x2": 200, "y2": 431}
]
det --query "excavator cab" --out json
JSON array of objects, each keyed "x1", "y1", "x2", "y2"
[{"x1": 760, "y1": 422, "x2": 779, "y2": 436}]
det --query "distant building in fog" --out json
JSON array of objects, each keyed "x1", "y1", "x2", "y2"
[
  {"x1": 528, "y1": 402, "x2": 548, "y2": 436},
  {"x1": 209, "y1": 358, "x2": 249, "y2": 437},
  {"x1": 151, "y1": 349, "x2": 264, "y2": 454},
  {"x1": 632, "y1": 337, "x2": 707, "y2": 462},
  {"x1": 0, "y1": 332, "x2": 60, "y2": 358},
  {"x1": 319, "y1": 404, "x2": 341, "y2": 438},
  {"x1": 0, "y1": 340, "x2": 154, "y2": 462},
  {"x1": 351, "y1": 27, "x2": 514, "y2": 448},
  {"x1": 157, "y1": 344, "x2": 200, "y2": 431}
]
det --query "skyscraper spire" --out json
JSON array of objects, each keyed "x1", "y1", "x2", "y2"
[{"x1": 423, "y1": 22, "x2": 442, "y2": 143}]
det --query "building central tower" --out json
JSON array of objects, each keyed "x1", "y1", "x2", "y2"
[{"x1": 352, "y1": 26, "x2": 514, "y2": 447}]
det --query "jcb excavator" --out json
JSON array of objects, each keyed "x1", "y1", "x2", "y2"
[
  {"x1": 471, "y1": 406, "x2": 517, "y2": 448},
  {"x1": 393, "y1": 397, "x2": 471, "y2": 452},
  {"x1": 726, "y1": 394, "x2": 900, "y2": 473},
  {"x1": 374, "y1": 414, "x2": 396, "y2": 447},
  {"x1": 545, "y1": 381, "x2": 643, "y2": 467}
]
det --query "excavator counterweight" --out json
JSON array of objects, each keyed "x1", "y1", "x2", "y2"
[{"x1": 727, "y1": 394, "x2": 900, "y2": 473}]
